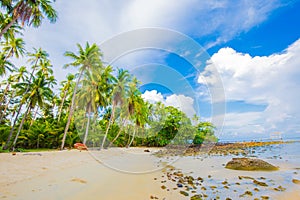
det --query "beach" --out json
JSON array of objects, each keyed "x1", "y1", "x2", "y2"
[{"x1": 1, "y1": 143, "x2": 300, "y2": 199}]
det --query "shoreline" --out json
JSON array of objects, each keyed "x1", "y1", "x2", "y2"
[{"x1": 1, "y1": 142, "x2": 300, "y2": 199}]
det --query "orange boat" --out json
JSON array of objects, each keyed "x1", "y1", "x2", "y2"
[{"x1": 74, "y1": 143, "x2": 88, "y2": 150}]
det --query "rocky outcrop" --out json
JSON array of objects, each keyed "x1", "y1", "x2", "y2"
[{"x1": 225, "y1": 158, "x2": 278, "y2": 171}]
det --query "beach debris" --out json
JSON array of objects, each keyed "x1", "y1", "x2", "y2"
[
  {"x1": 292, "y1": 179, "x2": 300, "y2": 184},
  {"x1": 74, "y1": 143, "x2": 88, "y2": 151},
  {"x1": 225, "y1": 158, "x2": 278, "y2": 171},
  {"x1": 144, "y1": 149, "x2": 150, "y2": 152},
  {"x1": 71, "y1": 178, "x2": 87, "y2": 184},
  {"x1": 179, "y1": 191, "x2": 189, "y2": 196},
  {"x1": 254, "y1": 188, "x2": 259, "y2": 192},
  {"x1": 12, "y1": 152, "x2": 16, "y2": 155},
  {"x1": 253, "y1": 180, "x2": 268, "y2": 187}
]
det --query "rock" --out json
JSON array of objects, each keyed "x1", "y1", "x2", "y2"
[
  {"x1": 292, "y1": 179, "x2": 300, "y2": 184},
  {"x1": 179, "y1": 191, "x2": 189, "y2": 196},
  {"x1": 253, "y1": 180, "x2": 268, "y2": 187},
  {"x1": 177, "y1": 183, "x2": 183, "y2": 188},
  {"x1": 144, "y1": 149, "x2": 150, "y2": 152},
  {"x1": 238, "y1": 176, "x2": 254, "y2": 180},
  {"x1": 239, "y1": 191, "x2": 253, "y2": 197},
  {"x1": 261, "y1": 196, "x2": 269, "y2": 199},
  {"x1": 161, "y1": 185, "x2": 166, "y2": 190},
  {"x1": 225, "y1": 158, "x2": 278, "y2": 171},
  {"x1": 190, "y1": 194, "x2": 202, "y2": 200},
  {"x1": 273, "y1": 186, "x2": 286, "y2": 191},
  {"x1": 222, "y1": 180, "x2": 228, "y2": 185}
]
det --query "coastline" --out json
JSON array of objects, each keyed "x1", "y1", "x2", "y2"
[{"x1": 1, "y1": 141, "x2": 300, "y2": 199}]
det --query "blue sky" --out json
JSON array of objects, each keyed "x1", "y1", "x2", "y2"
[{"x1": 8, "y1": 0, "x2": 300, "y2": 141}]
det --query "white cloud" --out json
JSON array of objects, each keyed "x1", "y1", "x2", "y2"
[
  {"x1": 141, "y1": 90, "x2": 164, "y2": 104},
  {"x1": 142, "y1": 90, "x2": 196, "y2": 119},
  {"x1": 199, "y1": 39, "x2": 300, "y2": 137},
  {"x1": 9, "y1": 0, "x2": 289, "y2": 84}
]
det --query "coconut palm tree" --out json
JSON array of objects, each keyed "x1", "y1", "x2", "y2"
[
  {"x1": 57, "y1": 74, "x2": 75, "y2": 122},
  {"x1": 60, "y1": 42, "x2": 102, "y2": 150},
  {"x1": 4, "y1": 48, "x2": 49, "y2": 149},
  {"x1": 1, "y1": 35, "x2": 26, "y2": 60},
  {"x1": 0, "y1": 0, "x2": 58, "y2": 39},
  {"x1": 27, "y1": 48, "x2": 49, "y2": 79},
  {"x1": 11, "y1": 74, "x2": 53, "y2": 150},
  {"x1": 0, "y1": 13, "x2": 23, "y2": 41},
  {"x1": 127, "y1": 80, "x2": 148, "y2": 147},
  {"x1": 101, "y1": 68, "x2": 131, "y2": 149}
]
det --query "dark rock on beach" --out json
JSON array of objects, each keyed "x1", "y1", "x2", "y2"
[{"x1": 225, "y1": 158, "x2": 278, "y2": 171}]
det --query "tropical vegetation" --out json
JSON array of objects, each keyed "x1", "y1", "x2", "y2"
[{"x1": 0, "y1": 0, "x2": 218, "y2": 151}]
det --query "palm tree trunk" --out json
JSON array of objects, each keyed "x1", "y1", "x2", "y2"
[
  {"x1": 12, "y1": 103, "x2": 31, "y2": 151},
  {"x1": 29, "y1": 106, "x2": 39, "y2": 127},
  {"x1": 2, "y1": 101, "x2": 24, "y2": 150},
  {"x1": 128, "y1": 126, "x2": 136, "y2": 148},
  {"x1": 57, "y1": 89, "x2": 67, "y2": 122},
  {"x1": 83, "y1": 103, "x2": 91, "y2": 145},
  {"x1": 61, "y1": 70, "x2": 84, "y2": 150},
  {"x1": 0, "y1": 84, "x2": 11, "y2": 122},
  {"x1": 3, "y1": 64, "x2": 39, "y2": 150},
  {"x1": 0, "y1": 83, "x2": 10, "y2": 104},
  {"x1": 101, "y1": 103, "x2": 116, "y2": 150},
  {"x1": 108, "y1": 117, "x2": 127, "y2": 147},
  {"x1": 0, "y1": 15, "x2": 18, "y2": 39}
]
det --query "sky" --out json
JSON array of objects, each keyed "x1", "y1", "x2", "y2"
[{"x1": 8, "y1": 0, "x2": 300, "y2": 141}]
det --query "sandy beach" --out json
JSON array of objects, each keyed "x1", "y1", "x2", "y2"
[
  {"x1": 0, "y1": 148, "x2": 180, "y2": 200},
  {"x1": 1, "y1": 144, "x2": 300, "y2": 200}
]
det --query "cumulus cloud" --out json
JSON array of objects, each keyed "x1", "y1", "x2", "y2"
[
  {"x1": 199, "y1": 39, "x2": 300, "y2": 137},
  {"x1": 142, "y1": 90, "x2": 196, "y2": 119}
]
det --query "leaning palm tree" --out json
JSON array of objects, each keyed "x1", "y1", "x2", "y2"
[
  {"x1": 4, "y1": 48, "x2": 49, "y2": 149},
  {"x1": 0, "y1": 0, "x2": 58, "y2": 39},
  {"x1": 57, "y1": 74, "x2": 75, "y2": 122},
  {"x1": 1, "y1": 66, "x2": 27, "y2": 149},
  {"x1": 11, "y1": 74, "x2": 53, "y2": 150},
  {"x1": 101, "y1": 68, "x2": 131, "y2": 149},
  {"x1": 76, "y1": 69, "x2": 101, "y2": 145},
  {"x1": 60, "y1": 42, "x2": 102, "y2": 150}
]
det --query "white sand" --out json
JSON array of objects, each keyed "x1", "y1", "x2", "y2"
[{"x1": 0, "y1": 149, "x2": 179, "y2": 200}]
